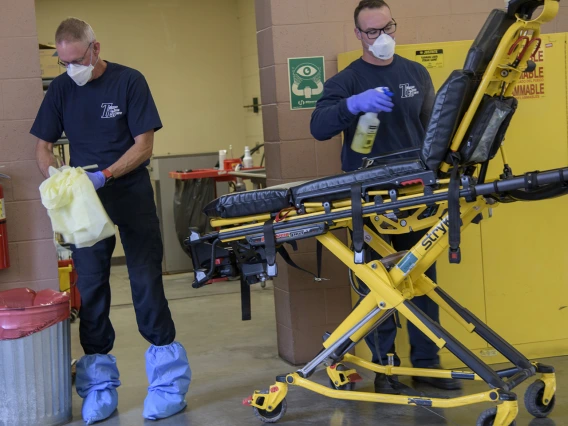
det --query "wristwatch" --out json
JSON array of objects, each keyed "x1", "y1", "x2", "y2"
[{"x1": 101, "y1": 168, "x2": 115, "y2": 186}]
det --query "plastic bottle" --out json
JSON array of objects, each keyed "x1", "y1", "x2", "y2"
[
  {"x1": 243, "y1": 146, "x2": 254, "y2": 169},
  {"x1": 350, "y1": 88, "x2": 389, "y2": 155},
  {"x1": 219, "y1": 150, "x2": 227, "y2": 170}
]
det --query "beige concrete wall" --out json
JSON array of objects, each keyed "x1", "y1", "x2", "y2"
[
  {"x1": 35, "y1": 0, "x2": 248, "y2": 159},
  {"x1": 255, "y1": 0, "x2": 355, "y2": 364},
  {"x1": 0, "y1": 0, "x2": 59, "y2": 291}
]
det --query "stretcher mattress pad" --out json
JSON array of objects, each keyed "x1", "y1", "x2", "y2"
[
  {"x1": 203, "y1": 182, "x2": 299, "y2": 219},
  {"x1": 203, "y1": 160, "x2": 434, "y2": 219},
  {"x1": 291, "y1": 160, "x2": 432, "y2": 207}
]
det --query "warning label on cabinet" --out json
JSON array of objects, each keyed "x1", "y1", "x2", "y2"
[
  {"x1": 415, "y1": 49, "x2": 444, "y2": 69},
  {"x1": 511, "y1": 49, "x2": 545, "y2": 100}
]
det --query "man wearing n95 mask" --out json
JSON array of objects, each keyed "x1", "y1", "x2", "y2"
[
  {"x1": 311, "y1": 0, "x2": 462, "y2": 394},
  {"x1": 30, "y1": 18, "x2": 190, "y2": 424}
]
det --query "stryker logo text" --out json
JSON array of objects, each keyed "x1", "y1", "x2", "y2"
[{"x1": 421, "y1": 216, "x2": 451, "y2": 250}]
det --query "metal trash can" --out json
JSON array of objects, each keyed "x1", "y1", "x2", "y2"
[{"x1": 0, "y1": 288, "x2": 72, "y2": 426}]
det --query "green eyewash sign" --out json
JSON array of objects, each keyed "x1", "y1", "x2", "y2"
[{"x1": 288, "y1": 56, "x2": 325, "y2": 110}]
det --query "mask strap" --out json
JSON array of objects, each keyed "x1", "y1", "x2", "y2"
[{"x1": 89, "y1": 45, "x2": 99, "y2": 68}]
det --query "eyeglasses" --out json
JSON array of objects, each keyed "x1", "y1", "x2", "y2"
[
  {"x1": 358, "y1": 20, "x2": 397, "y2": 40},
  {"x1": 57, "y1": 42, "x2": 93, "y2": 68}
]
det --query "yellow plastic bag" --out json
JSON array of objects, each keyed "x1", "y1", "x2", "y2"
[{"x1": 39, "y1": 166, "x2": 116, "y2": 248}]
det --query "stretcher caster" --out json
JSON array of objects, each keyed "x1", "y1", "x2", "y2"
[
  {"x1": 327, "y1": 364, "x2": 356, "y2": 391},
  {"x1": 477, "y1": 408, "x2": 516, "y2": 426},
  {"x1": 70, "y1": 308, "x2": 79, "y2": 323},
  {"x1": 71, "y1": 359, "x2": 77, "y2": 385},
  {"x1": 253, "y1": 399, "x2": 287, "y2": 423},
  {"x1": 525, "y1": 380, "x2": 556, "y2": 418},
  {"x1": 328, "y1": 378, "x2": 355, "y2": 391}
]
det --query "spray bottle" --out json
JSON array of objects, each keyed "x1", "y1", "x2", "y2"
[
  {"x1": 351, "y1": 87, "x2": 393, "y2": 155},
  {"x1": 218, "y1": 150, "x2": 227, "y2": 170},
  {"x1": 243, "y1": 146, "x2": 254, "y2": 169}
]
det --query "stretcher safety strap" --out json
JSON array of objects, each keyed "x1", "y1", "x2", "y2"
[
  {"x1": 276, "y1": 245, "x2": 328, "y2": 281},
  {"x1": 264, "y1": 219, "x2": 326, "y2": 281},
  {"x1": 351, "y1": 184, "x2": 365, "y2": 264},
  {"x1": 317, "y1": 241, "x2": 323, "y2": 279},
  {"x1": 448, "y1": 153, "x2": 462, "y2": 264},
  {"x1": 263, "y1": 219, "x2": 277, "y2": 277},
  {"x1": 240, "y1": 276, "x2": 251, "y2": 321}
]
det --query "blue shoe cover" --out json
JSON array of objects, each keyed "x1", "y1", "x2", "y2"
[
  {"x1": 142, "y1": 341, "x2": 191, "y2": 420},
  {"x1": 75, "y1": 354, "x2": 121, "y2": 425}
]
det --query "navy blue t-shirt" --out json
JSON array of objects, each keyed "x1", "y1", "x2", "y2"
[
  {"x1": 310, "y1": 55, "x2": 435, "y2": 172},
  {"x1": 30, "y1": 61, "x2": 162, "y2": 172}
]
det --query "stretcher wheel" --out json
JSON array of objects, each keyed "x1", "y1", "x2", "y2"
[
  {"x1": 328, "y1": 364, "x2": 356, "y2": 391},
  {"x1": 328, "y1": 378, "x2": 355, "y2": 391},
  {"x1": 525, "y1": 380, "x2": 556, "y2": 418},
  {"x1": 70, "y1": 308, "x2": 79, "y2": 323},
  {"x1": 253, "y1": 398, "x2": 287, "y2": 423},
  {"x1": 71, "y1": 359, "x2": 77, "y2": 385},
  {"x1": 476, "y1": 408, "x2": 516, "y2": 426}
]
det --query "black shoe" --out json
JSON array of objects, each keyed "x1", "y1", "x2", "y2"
[
  {"x1": 411, "y1": 364, "x2": 463, "y2": 390},
  {"x1": 374, "y1": 373, "x2": 403, "y2": 394}
]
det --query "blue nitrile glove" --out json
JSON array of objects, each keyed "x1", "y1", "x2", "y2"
[
  {"x1": 347, "y1": 87, "x2": 394, "y2": 115},
  {"x1": 86, "y1": 171, "x2": 105, "y2": 190}
]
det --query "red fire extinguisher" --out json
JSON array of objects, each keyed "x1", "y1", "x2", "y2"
[{"x1": 0, "y1": 173, "x2": 10, "y2": 269}]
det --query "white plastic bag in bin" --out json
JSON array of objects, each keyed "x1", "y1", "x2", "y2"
[{"x1": 39, "y1": 166, "x2": 116, "y2": 248}]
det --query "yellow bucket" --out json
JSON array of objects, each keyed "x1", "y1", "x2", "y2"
[{"x1": 58, "y1": 265, "x2": 73, "y2": 292}]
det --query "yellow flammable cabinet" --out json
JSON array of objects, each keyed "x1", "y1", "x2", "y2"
[{"x1": 339, "y1": 34, "x2": 568, "y2": 368}]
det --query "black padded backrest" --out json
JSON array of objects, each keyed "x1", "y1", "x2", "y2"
[
  {"x1": 464, "y1": 9, "x2": 517, "y2": 75},
  {"x1": 420, "y1": 71, "x2": 476, "y2": 171},
  {"x1": 419, "y1": 9, "x2": 518, "y2": 172}
]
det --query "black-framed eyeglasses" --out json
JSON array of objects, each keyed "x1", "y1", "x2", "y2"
[
  {"x1": 57, "y1": 42, "x2": 93, "y2": 68},
  {"x1": 358, "y1": 19, "x2": 397, "y2": 40}
]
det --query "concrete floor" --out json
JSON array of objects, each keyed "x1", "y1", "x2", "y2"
[{"x1": 65, "y1": 265, "x2": 568, "y2": 426}]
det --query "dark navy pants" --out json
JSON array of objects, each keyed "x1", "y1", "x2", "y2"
[
  {"x1": 358, "y1": 228, "x2": 440, "y2": 368},
  {"x1": 72, "y1": 169, "x2": 176, "y2": 355}
]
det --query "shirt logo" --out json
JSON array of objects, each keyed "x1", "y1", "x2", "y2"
[
  {"x1": 101, "y1": 103, "x2": 123, "y2": 118},
  {"x1": 400, "y1": 84, "x2": 419, "y2": 99}
]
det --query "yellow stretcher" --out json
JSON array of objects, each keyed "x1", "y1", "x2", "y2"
[{"x1": 186, "y1": 1, "x2": 567, "y2": 424}]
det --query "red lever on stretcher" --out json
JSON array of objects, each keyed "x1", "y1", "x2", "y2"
[{"x1": 508, "y1": 35, "x2": 541, "y2": 67}]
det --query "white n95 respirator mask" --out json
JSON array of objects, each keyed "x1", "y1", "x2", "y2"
[
  {"x1": 368, "y1": 33, "x2": 396, "y2": 60},
  {"x1": 67, "y1": 52, "x2": 99, "y2": 86}
]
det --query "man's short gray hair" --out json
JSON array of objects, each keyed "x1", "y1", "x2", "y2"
[{"x1": 55, "y1": 17, "x2": 96, "y2": 45}]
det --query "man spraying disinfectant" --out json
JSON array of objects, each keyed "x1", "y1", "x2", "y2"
[
  {"x1": 311, "y1": 0, "x2": 462, "y2": 395},
  {"x1": 351, "y1": 87, "x2": 394, "y2": 154}
]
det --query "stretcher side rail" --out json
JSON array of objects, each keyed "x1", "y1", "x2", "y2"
[{"x1": 186, "y1": 167, "x2": 568, "y2": 289}]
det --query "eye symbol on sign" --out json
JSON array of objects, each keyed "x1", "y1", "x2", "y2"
[
  {"x1": 292, "y1": 63, "x2": 324, "y2": 99},
  {"x1": 298, "y1": 65, "x2": 318, "y2": 77}
]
